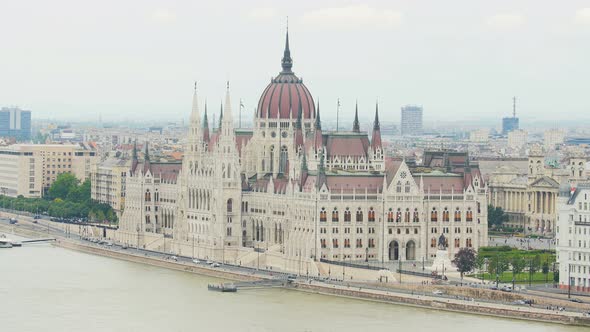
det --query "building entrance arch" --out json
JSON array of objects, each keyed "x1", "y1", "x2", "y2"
[{"x1": 388, "y1": 241, "x2": 399, "y2": 261}]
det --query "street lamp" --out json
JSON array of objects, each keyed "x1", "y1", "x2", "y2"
[
  {"x1": 365, "y1": 247, "x2": 369, "y2": 263},
  {"x1": 136, "y1": 224, "x2": 140, "y2": 252}
]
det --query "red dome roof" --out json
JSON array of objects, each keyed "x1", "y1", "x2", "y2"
[{"x1": 257, "y1": 32, "x2": 315, "y2": 120}]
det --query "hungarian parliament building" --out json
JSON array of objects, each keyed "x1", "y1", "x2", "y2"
[{"x1": 117, "y1": 32, "x2": 489, "y2": 269}]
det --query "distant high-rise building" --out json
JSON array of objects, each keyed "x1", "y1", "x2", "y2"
[
  {"x1": 400, "y1": 105, "x2": 423, "y2": 136},
  {"x1": 0, "y1": 107, "x2": 31, "y2": 141},
  {"x1": 501, "y1": 97, "x2": 519, "y2": 135}
]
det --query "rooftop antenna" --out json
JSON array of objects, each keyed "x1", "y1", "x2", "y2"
[
  {"x1": 336, "y1": 98, "x2": 341, "y2": 131},
  {"x1": 513, "y1": 96, "x2": 516, "y2": 118},
  {"x1": 239, "y1": 99, "x2": 244, "y2": 129}
]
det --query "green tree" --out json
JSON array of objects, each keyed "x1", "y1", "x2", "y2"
[
  {"x1": 453, "y1": 248, "x2": 477, "y2": 284},
  {"x1": 511, "y1": 256, "x2": 526, "y2": 289},
  {"x1": 48, "y1": 173, "x2": 79, "y2": 200},
  {"x1": 487, "y1": 205, "x2": 509, "y2": 228}
]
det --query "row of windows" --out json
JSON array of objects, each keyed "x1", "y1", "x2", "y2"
[{"x1": 320, "y1": 238, "x2": 376, "y2": 249}]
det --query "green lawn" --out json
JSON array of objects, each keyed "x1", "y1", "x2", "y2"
[{"x1": 469, "y1": 271, "x2": 555, "y2": 284}]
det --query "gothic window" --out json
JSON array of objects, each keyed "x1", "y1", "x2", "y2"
[
  {"x1": 413, "y1": 208, "x2": 420, "y2": 222},
  {"x1": 356, "y1": 239, "x2": 363, "y2": 248},
  {"x1": 332, "y1": 238, "x2": 339, "y2": 248},
  {"x1": 404, "y1": 208, "x2": 410, "y2": 222},
  {"x1": 227, "y1": 199, "x2": 233, "y2": 213},
  {"x1": 356, "y1": 208, "x2": 363, "y2": 222},
  {"x1": 396, "y1": 181, "x2": 402, "y2": 193},
  {"x1": 368, "y1": 207, "x2": 375, "y2": 222},
  {"x1": 405, "y1": 181, "x2": 411, "y2": 193},
  {"x1": 332, "y1": 208, "x2": 339, "y2": 222},
  {"x1": 454, "y1": 238, "x2": 460, "y2": 248},
  {"x1": 443, "y1": 208, "x2": 450, "y2": 222},
  {"x1": 454, "y1": 208, "x2": 461, "y2": 222},
  {"x1": 320, "y1": 208, "x2": 327, "y2": 222},
  {"x1": 279, "y1": 145, "x2": 288, "y2": 173},
  {"x1": 145, "y1": 190, "x2": 151, "y2": 202},
  {"x1": 431, "y1": 238, "x2": 436, "y2": 248},
  {"x1": 396, "y1": 209, "x2": 402, "y2": 222},
  {"x1": 321, "y1": 239, "x2": 326, "y2": 248},
  {"x1": 344, "y1": 238, "x2": 350, "y2": 248},
  {"x1": 387, "y1": 209, "x2": 394, "y2": 222},
  {"x1": 431, "y1": 208, "x2": 438, "y2": 222},
  {"x1": 269, "y1": 145, "x2": 275, "y2": 173},
  {"x1": 344, "y1": 208, "x2": 351, "y2": 222}
]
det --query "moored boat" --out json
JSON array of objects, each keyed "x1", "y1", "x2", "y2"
[{"x1": 207, "y1": 283, "x2": 237, "y2": 292}]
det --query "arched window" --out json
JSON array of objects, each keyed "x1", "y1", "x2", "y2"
[
  {"x1": 145, "y1": 190, "x2": 151, "y2": 202},
  {"x1": 368, "y1": 207, "x2": 375, "y2": 222},
  {"x1": 454, "y1": 208, "x2": 461, "y2": 222},
  {"x1": 279, "y1": 145, "x2": 288, "y2": 173},
  {"x1": 344, "y1": 208, "x2": 351, "y2": 222},
  {"x1": 227, "y1": 199, "x2": 233, "y2": 213},
  {"x1": 387, "y1": 209, "x2": 394, "y2": 222},
  {"x1": 269, "y1": 145, "x2": 275, "y2": 173},
  {"x1": 405, "y1": 181, "x2": 411, "y2": 193},
  {"x1": 430, "y1": 238, "x2": 436, "y2": 248},
  {"x1": 356, "y1": 208, "x2": 363, "y2": 222},
  {"x1": 404, "y1": 208, "x2": 410, "y2": 222},
  {"x1": 396, "y1": 181, "x2": 402, "y2": 193},
  {"x1": 413, "y1": 208, "x2": 420, "y2": 222},
  {"x1": 396, "y1": 209, "x2": 402, "y2": 222},
  {"x1": 443, "y1": 208, "x2": 450, "y2": 222},
  {"x1": 431, "y1": 208, "x2": 438, "y2": 222},
  {"x1": 332, "y1": 208, "x2": 339, "y2": 222},
  {"x1": 320, "y1": 208, "x2": 327, "y2": 222}
]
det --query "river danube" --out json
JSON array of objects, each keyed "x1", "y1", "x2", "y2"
[{"x1": 1, "y1": 242, "x2": 584, "y2": 332}]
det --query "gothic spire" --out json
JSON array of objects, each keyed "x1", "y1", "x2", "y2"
[
  {"x1": 281, "y1": 27, "x2": 293, "y2": 73},
  {"x1": 144, "y1": 141, "x2": 150, "y2": 162},
  {"x1": 203, "y1": 101, "x2": 210, "y2": 143},
  {"x1": 218, "y1": 100, "x2": 223, "y2": 130},
  {"x1": 373, "y1": 101, "x2": 380, "y2": 131},
  {"x1": 132, "y1": 139, "x2": 138, "y2": 161},
  {"x1": 315, "y1": 100, "x2": 321, "y2": 130},
  {"x1": 352, "y1": 101, "x2": 360, "y2": 132}
]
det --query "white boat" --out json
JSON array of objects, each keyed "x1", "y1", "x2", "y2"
[{"x1": 0, "y1": 239, "x2": 13, "y2": 248}]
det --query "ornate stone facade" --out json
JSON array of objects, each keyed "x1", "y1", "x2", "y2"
[{"x1": 116, "y1": 33, "x2": 489, "y2": 269}]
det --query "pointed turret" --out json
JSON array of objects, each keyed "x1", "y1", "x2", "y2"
[
  {"x1": 131, "y1": 139, "x2": 138, "y2": 173},
  {"x1": 281, "y1": 28, "x2": 293, "y2": 74},
  {"x1": 314, "y1": 100, "x2": 323, "y2": 150},
  {"x1": 218, "y1": 101, "x2": 224, "y2": 131},
  {"x1": 352, "y1": 101, "x2": 360, "y2": 133},
  {"x1": 143, "y1": 141, "x2": 151, "y2": 174},
  {"x1": 300, "y1": 151, "x2": 308, "y2": 190},
  {"x1": 371, "y1": 101, "x2": 382, "y2": 151},
  {"x1": 294, "y1": 103, "x2": 304, "y2": 149},
  {"x1": 203, "y1": 102, "x2": 210, "y2": 144},
  {"x1": 190, "y1": 81, "x2": 201, "y2": 126},
  {"x1": 316, "y1": 150, "x2": 327, "y2": 190}
]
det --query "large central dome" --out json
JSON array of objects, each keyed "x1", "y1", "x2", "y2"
[{"x1": 257, "y1": 31, "x2": 315, "y2": 120}]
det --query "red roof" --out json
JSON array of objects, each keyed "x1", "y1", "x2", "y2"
[{"x1": 325, "y1": 133, "x2": 369, "y2": 157}]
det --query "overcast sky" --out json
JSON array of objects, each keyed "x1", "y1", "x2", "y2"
[{"x1": 1, "y1": 0, "x2": 590, "y2": 126}]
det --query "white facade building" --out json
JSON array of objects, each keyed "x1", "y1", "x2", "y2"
[
  {"x1": 115, "y1": 33, "x2": 489, "y2": 272},
  {"x1": 556, "y1": 183, "x2": 590, "y2": 292}
]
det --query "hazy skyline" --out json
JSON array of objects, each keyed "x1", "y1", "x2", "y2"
[{"x1": 2, "y1": 0, "x2": 590, "y2": 125}]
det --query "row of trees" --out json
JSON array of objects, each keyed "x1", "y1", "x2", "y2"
[
  {"x1": 0, "y1": 173, "x2": 117, "y2": 222},
  {"x1": 452, "y1": 247, "x2": 557, "y2": 286}
]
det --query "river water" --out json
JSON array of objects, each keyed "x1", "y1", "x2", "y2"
[{"x1": 0, "y1": 242, "x2": 585, "y2": 332}]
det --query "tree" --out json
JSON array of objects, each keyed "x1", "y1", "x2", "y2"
[
  {"x1": 542, "y1": 261, "x2": 550, "y2": 283},
  {"x1": 475, "y1": 254, "x2": 486, "y2": 281},
  {"x1": 453, "y1": 247, "x2": 477, "y2": 284},
  {"x1": 48, "y1": 173, "x2": 79, "y2": 200},
  {"x1": 511, "y1": 256, "x2": 526, "y2": 289},
  {"x1": 487, "y1": 205, "x2": 509, "y2": 228}
]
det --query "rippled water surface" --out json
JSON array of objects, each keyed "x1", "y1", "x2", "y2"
[{"x1": 1, "y1": 242, "x2": 585, "y2": 332}]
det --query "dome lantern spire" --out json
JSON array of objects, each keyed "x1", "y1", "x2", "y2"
[{"x1": 281, "y1": 24, "x2": 293, "y2": 74}]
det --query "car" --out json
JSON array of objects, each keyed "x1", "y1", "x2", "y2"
[
  {"x1": 206, "y1": 260, "x2": 213, "y2": 265},
  {"x1": 169, "y1": 256, "x2": 178, "y2": 261},
  {"x1": 9, "y1": 218, "x2": 17, "y2": 224},
  {"x1": 33, "y1": 215, "x2": 40, "y2": 220},
  {"x1": 432, "y1": 290, "x2": 444, "y2": 295},
  {"x1": 121, "y1": 245, "x2": 128, "y2": 250},
  {"x1": 513, "y1": 300, "x2": 526, "y2": 305},
  {"x1": 570, "y1": 298, "x2": 584, "y2": 303},
  {"x1": 501, "y1": 286, "x2": 513, "y2": 292},
  {"x1": 106, "y1": 242, "x2": 113, "y2": 246},
  {"x1": 211, "y1": 262, "x2": 221, "y2": 268},
  {"x1": 192, "y1": 259, "x2": 201, "y2": 264}
]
